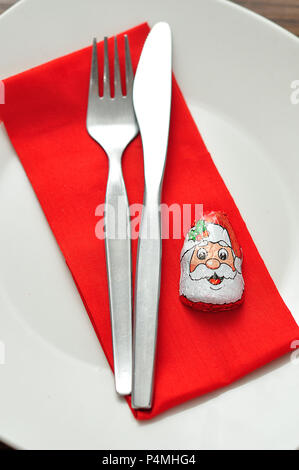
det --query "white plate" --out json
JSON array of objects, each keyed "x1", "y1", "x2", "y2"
[{"x1": 0, "y1": 0, "x2": 299, "y2": 450}]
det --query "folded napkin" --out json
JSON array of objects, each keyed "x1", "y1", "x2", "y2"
[{"x1": 1, "y1": 23, "x2": 298, "y2": 420}]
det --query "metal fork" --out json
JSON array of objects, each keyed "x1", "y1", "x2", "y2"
[{"x1": 86, "y1": 36, "x2": 138, "y2": 395}]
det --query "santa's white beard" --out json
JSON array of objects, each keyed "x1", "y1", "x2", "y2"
[{"x1": 180, "y1": 257, "x2": 244, "y2": 305}]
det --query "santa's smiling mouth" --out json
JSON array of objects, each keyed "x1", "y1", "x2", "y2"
[{"x1": 208, "y1": 273, "x2": 224, "y2": 285}]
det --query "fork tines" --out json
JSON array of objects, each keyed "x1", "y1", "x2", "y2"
[{"x1": 90, "y1": 35, "x2": 134, "y2": 100}]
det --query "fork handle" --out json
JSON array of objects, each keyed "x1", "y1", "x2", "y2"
[
  {"x1": 132, "y1": 193, "x2": 161, "y2": 409},
  {"x1": 105, "y1": 154, "x2": 132, "y2": 396}
]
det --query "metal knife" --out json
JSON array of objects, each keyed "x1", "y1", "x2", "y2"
[{"x1": 132, "y1": 22, "x2": 172, "y2": 409}]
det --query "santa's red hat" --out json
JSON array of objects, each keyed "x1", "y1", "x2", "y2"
[{"x1": 181, "y1": 211, "x2": 242, "y2": 260}]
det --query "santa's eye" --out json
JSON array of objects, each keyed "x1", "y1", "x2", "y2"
[
  {"x1": 218, "y1": 248, "x2": 228, "y2": 260},
  {"x1": 197, "y1": 248, "x2": 207, "y2": 260}
]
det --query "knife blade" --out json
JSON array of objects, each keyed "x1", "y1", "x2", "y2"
[{"x1": 132, "y1": 22, "x2": 172, "y2": 409}]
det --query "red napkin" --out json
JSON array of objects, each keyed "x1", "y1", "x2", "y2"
[{"x1": 1, "y1": 23, "x2": 298, "y2": 420}]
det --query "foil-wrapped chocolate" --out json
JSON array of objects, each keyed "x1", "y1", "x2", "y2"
[{"x1": 180, "y1": 211, "x2": 244, "y2": 311}]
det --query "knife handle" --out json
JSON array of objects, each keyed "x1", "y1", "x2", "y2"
[
  {"x1": 132, "y1": 195, "x2": 162, "y2": 409},
  {"x1": 105, "y1": 155, "x2": 132, "y2": 396}
]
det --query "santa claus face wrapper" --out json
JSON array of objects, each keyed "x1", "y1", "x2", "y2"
[{"x1": 180, "y1": 211, "x2": 244, "y2": 311}]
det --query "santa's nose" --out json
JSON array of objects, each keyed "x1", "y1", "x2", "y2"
[{"x1": 206, "y1": 258, "x2": 220, "y2": 270}]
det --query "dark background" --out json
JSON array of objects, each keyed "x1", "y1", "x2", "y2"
[{"x1": 0, "y1": 0, "x2": 298, "y2": 451}]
